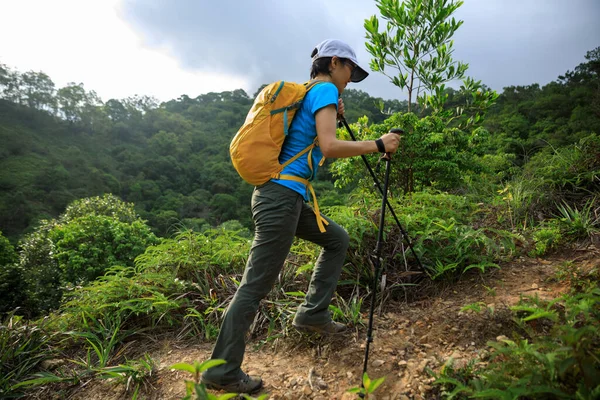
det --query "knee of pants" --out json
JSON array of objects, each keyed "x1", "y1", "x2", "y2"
[
  {"x1": 328, "y1": 225, "x2": 350, "y2": 253},
  {"x1": 340, "y1": 229, "x2": 350, "y2": 252},
  {"x1": 236, "y1": 279, "x2": 273, "y2": 303}
]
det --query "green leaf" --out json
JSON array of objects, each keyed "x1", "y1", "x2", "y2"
[
  {"x1": 169, "y1": 362, "x2": 196, "y2": 374},
  {"x1": 197, "y1": 359, "x2": 227, "y2": 372},
  {"x1": 11, "y1": 372, "x2": 71, "y2": 389},
  {"x1": 241, "y1": 395, "x2": 269, "y2": 400},
  {"x1": 362, "y1": 372, "x2": 371, "y2": 388},
  {"x1": 522, "y1": 310, "x2": 558, "y2": 322},
  {"x1": 218, "y1": 394, "x2": 241, "y2": 400},
  {"x1": 369, "y1": 376, "x2": 385, "y2": 393},
  {"x1": 284, "y1": 291, "x2": 306, "y2": 297},
  {"x1": 471, "y1": 389, "x2": 512, "y2": 399}
]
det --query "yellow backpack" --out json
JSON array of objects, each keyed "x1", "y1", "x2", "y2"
[{"x1": 230, "y1": 80, "x2": 329, "y2": 232}]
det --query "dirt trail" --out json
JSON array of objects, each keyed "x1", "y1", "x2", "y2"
[{"x1": 61, "y1": 248, "x2": 598, "y2": 400}]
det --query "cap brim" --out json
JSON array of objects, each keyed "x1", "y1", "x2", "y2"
[{"x1": 351, "y1": 65, "x2": 369, "y2": 83}]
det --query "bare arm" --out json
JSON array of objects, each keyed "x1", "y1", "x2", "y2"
[{"x1": 315, "y1": 105, "x2": 400, "y2": 158}]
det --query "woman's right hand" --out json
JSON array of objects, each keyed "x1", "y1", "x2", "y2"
[{"x1": 380, "y1": 132, "x2": 401, "y2": 153}]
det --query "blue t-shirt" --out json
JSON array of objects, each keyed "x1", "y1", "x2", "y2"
[{"x1": 271, "y1": 82, "x2": 339, "y2": 200}]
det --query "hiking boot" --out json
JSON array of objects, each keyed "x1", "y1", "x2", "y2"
[
  {"x1": 201, "y1": 372, "x2": 263, "y2": 394},
  {"x1": 292, "y1": 320, "x2": 347, "y2": 334}
]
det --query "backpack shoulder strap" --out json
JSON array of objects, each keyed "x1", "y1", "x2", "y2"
[{"x1": 304, "y1": 79, "x2": 325, "y2": 92}]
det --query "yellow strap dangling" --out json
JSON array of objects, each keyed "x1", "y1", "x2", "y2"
[
  {"x1": 277, "y1": 174, "x2": 329, "y2": 233},
  {"x1": 305, "y1": 181, "x2": 329, "y2": 233}
]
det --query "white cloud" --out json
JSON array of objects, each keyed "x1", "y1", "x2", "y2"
[
  {"x1": 0, "y1": 0, "x2": 248, "y2": 102},
  {"x1": 2, "y1": 0, "x2": 598, "y2": 102}
]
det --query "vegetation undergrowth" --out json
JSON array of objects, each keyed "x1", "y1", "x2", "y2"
[{"x1": 431, "y1": 261, "x2": 600, "y2": 399}]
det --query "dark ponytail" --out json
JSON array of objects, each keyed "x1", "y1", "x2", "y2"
[{"x1": 310, "y1": 57, "x2": 333, "y2": 79}]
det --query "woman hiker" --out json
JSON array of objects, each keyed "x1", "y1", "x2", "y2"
[{"x1": 201, "y1": 38, "x2": 401, "y2": 394}]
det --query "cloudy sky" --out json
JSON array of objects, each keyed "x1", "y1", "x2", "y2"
[{"x1": 1, "y1": 0, "x2": 598, "y2": 102}]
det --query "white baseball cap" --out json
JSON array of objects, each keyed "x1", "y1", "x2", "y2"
[{"x1": 311, "y1": 39, "x2": 369, "y2": 83}]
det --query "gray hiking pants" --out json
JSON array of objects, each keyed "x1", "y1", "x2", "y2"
[{"x1": 203, "y1": 181, "x2": 350, "y2": 383}]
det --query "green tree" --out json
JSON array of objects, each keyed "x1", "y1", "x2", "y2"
[
  {"x1": 209, "y1": 193, "x2": 239, "y2": 225},
  {"x1": 53, "y1": 195, "x2": 158, "y2": 283},
  {"x1": 0, "y1": 66, "x2": 24, "y2": 104},
  {"x1": 80, "y1": 90, "x2": 109, "y2": 133},
  {"x1": 0, "y1": 230, "x2": 17, "y2": 266},
  {"x1": 365, "y1": 0, "x2": 498, "y2": 125},
  {"x1": 149, "y1": 130, "x2": 180, "y2": 156},
  {"x1": 331, "y1": 112, "x2": 480, "y2": 193},
  {"x1": 104, "y1": 98, "x2": 129, "y2": 122},
  {"x1": 55, "y1": 82, "x2": 105, "y2": 128},
  {"x1": 365, "y1": 0, "x2": 468, "y2": 112},
  {"x1": 56, "y1": 82, "x2": 88, "y2": 121},
  {"x1": 20, "y1": 70, "x2": 56, "y2": 111},
  {"x1": 123, "y1": 94, "x2": 159, "y2": 115},
  {"x1": 0, "y1": 63, "x2": 8, "y2": 87},
  {"x1": 342, "y1": 88, "x2": 408, "y2": 123}
]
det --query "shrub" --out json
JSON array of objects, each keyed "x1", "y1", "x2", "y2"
[
  {"x1": 432, "y1": 289, "x2": 600, "y2": 399},
  {"x1": 16, "y1": 195, "x2": 158, "y2": 316},
  {"x1": 0, "y1": 263, "x2": 27, "y2": 316},
  {"x1": 17, "y1": 222, "x2": 64, "y2": 316},
  {"x1": 525, "y1": 133, "x2": 600, "y2": 206},
  {"x1": 553, "y1": 261, "x2": 600, "y2": 294},
  {"x1": 134, "y1": 227, "x2": 250, "y2": 281},
  {"x1": 530, "y1": 224, "x2": 563, "y2": 257},
  {"x1": 49, "y1": 215, "x2": 157, "y2": 283},
  {"x1": 96, "y1": 354, "x2": 156, "y2": 399},
  {"x1": 61, "y1": 194, "x2": 141, "y2": 223},
  {"x1": 327, "y1": 192, "x2": 519, "y2": 301},
  {"x1": 494, "y1": 176, "x2": 548, "y2": 231},
  {"x1": 391, "y1": 192, "x2": 518, "y2": 280},
  {"x1": 171, "y1": 359, "x2": 268, "y2": 400},
  {"x1": 57, "y1": 265, "x2": 189, "y2": 332},
  {"x1": 0, "y1": 230, "x2": 17, "y2": 265}
]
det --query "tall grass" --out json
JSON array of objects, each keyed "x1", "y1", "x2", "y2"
[
  {"x1": 0, "y1": 312, "x2": 57, "y2": 398},
  {"x1": 556, "y1": 198, "x2": 600, "y2": 240}
]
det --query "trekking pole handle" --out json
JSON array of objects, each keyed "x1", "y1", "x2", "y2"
[{"x1": 382, "y1": 128, "x2": 404, "y2": 160}]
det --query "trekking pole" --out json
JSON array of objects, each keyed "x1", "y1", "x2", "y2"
[
  {"x1": 338, "y1": 116, "x2": 425, "y2": 272},
  {"x1": 360, "y1": 130, "x2": 398, "y2": 393}
]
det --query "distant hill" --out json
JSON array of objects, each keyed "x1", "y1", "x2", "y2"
[{"x1": 1, "y1": 47, "x2": 598, "y2": 242}]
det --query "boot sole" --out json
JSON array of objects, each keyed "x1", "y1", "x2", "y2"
[{"x1": 203, "y1": 380, "x2": 263, "y2": 394}]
